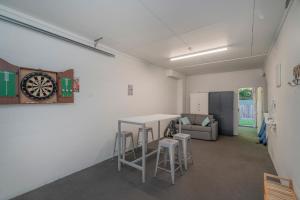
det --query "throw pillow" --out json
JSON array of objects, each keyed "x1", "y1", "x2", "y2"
[
  {"x1": 180, "y1": 117, "x2": 191, "y2": 125},
  {"x1": 201, "y1": 116, "x2": 210, "y2": 127}
]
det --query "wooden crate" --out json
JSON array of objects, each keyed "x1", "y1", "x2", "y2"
[{"x1": 264, "y1": 173, "x2": 297, "y2": 200}]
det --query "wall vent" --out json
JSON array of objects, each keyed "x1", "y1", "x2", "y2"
[{"x1": 166, "y1": 69, "x2": 183, "y2": 80}]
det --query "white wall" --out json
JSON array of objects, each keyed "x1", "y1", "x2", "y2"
[
  {"x1": 264, "y1": 0, "x2": 300, "y2": 196},
  {"x1": 176, "y1": 78, "x2": 186, "y2": 114},
  {"x1": 0, "y1": 20, "x2": 177, "y2": 199},
  {"x1": 186, "y1": 69, "x2": 266, "y2": 135}
]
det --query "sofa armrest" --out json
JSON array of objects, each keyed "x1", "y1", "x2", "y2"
[{"x1": 211, "y1": 121, "x2": 218, "y2": 140}]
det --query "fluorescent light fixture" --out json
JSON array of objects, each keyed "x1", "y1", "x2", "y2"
[{"x1": 170, "y1": 47, "x2": 228, "y2": 61}]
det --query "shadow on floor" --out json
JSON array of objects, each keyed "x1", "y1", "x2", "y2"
[{"x1": 12, "y1": 131, "x2": 276, "y2": 200}]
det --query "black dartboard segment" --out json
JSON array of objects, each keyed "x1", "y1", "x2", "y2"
[{"x1": 21, "y1": 72, "x2": 57, "y2": 100}]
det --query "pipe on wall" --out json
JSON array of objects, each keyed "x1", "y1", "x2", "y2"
[{"x1": 0, "y1": 14, "x2": 115, "y2": 58}]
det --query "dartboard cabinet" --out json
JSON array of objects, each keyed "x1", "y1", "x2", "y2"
[{"x1": 0, "y1": 58, "x2": 75, "y2": 104}]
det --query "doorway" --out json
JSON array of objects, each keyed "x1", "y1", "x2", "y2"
[{"x1": 238, "y1": 88, "x2": 256, "y2": 127}]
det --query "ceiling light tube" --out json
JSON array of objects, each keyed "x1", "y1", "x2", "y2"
[{"x1": 170, "y1": 47, "x2": 228, "y2": 61}]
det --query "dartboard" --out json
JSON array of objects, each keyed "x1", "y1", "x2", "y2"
[{"x1": 21, "y1": 72, "x2": 57, "y2": 100}]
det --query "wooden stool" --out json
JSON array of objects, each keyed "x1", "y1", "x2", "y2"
[
  {"x1": 137, "y1": 127, "x2": 154, "y2": 145},
  {"x1": 264, "y1": 173, "x2": 297, "y2": 200},
  {"x1": 154, "y1": 138, "x2": 183, "y2": 184},
  {"x1": 113, "y1": 131, "x2": 136, "y2": 159},
  {"x1": 173, "y1": 133, "x2": 193, "y2": 170}
]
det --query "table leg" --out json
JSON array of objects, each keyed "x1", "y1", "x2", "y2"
[
  {"x1": 118, "y1": 121, "x2": 121, "y2": 171},
  {"x1": 158, "y1": 120, "x2": 160, "y2": 139},
  {"x1": 179, "y1": 118, "x2": 182, "y2": 133},
  {"x1": 142, "y1": 124, "x2": 146, "y2": 183}
]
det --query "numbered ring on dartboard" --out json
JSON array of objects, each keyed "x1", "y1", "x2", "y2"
[{"x1": 21, "y1": 72, "x2": 57, "y2": 100}]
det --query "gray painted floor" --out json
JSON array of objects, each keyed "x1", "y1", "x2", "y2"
[{"x1": 12, "y1": 128, "x2": 276, "y2": 200}]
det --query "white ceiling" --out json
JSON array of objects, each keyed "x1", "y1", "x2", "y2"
[{"x1": 0, "y1": 0, "x2": 286, "y2": 74}]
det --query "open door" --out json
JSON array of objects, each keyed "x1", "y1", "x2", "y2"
[{"x1": 238, "y1": 88, "x2": 256, "y2": 127}]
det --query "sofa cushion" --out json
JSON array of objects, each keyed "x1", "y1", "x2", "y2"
[
  {"x1": 190, "y1": 125, "x2": 211, "y2": 132},
  {"x1": 181, "y1": 114, "x2": 196, "y2": 124},
  {"x1": 201, "y1": 116, "x2": 210, "y2": 127},
  {"x1": 194, "y1": 114, "x2": 214, "y2": 125},
  {"x1": 180, "y1": 117, "x2": 191, "y2": 125}
]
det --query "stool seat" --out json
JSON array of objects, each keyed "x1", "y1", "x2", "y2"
[
  {"x1": 138, "y1": 127, "x2": 153, "y2": 131},
  {"x1": 113, "y1": 131, "x2": 136, "y2": 160},
  {"x1": 137, "y1": 127, "x2": 154, "y2": 146},
  {"x1": 159, "y1": 138, "x2": 179, "y2": 148},
  {"x1": 174, "y1": 133, "x2": 191, "y2": 140},
  {"x1": 120, "y1": 131, "x2": 133, "y2": 136}
]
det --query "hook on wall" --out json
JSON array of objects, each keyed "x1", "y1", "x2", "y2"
[{"x1": 94, "y1": 37, "x2": 103, "y2": 48}]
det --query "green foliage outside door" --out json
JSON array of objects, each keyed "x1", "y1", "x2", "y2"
[{"x1": 239, "y1": 88, "x2": 253, "y2": 100}]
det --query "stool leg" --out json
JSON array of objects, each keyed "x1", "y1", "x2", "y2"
[
  {"x1": 112, "y1": 133, "x2": 118, "y2": 159},
  {"x1": 189, "y1": 138, "x2": 194, "y2": 164},
  {"x1": 137, "y1": 131, "x2": 140, "y2": 146},
  {"x1": 169, "y1": 146, "x2": 175, "y2": 184},
  {"x1": 151, "y1": 129, "x2": 154, "y2": 141},
  {"x1": 144, "y1": 130, "x2": 148, "y2": 153},
  {"x1": 122, "y1": 135, "x2": 126, "y2": 160},
  {"x1": 130, "y1": 135, "x2": 136, "y2": 159},
  {"x1": 142, "y1": 127, "x2": 147, "y2": 183},
  {"x1": 178, "y1": 140, "x2": 183, "y2": 162},
  {"x1": 177, "y1": 145, "x2": 183, "y2": 175},
  {"x1": 182, "y1": 139, "x2": 188, "y2": 170},
  {"x1": 163, "y1": 149, "x2": 168, "y2": 167},
  {"x1": 154, "y1": 146, "x2": 161, "y2": 176}
]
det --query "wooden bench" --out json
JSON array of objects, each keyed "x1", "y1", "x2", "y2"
[{"x1": 264, "y1": 173, "x2": 297, "y2": 200}]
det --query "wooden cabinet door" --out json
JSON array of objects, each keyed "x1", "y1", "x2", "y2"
[
  {"x1": 0, "y1": 59, "x2": 19, "y2": 104},
  {"x1": 57, "y1": 69, "x2": 74, "y2": 103}
]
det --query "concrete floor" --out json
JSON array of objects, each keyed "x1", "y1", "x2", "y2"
[{"x1": 12, "y1": 128, "x2": 276, "y2": 200}]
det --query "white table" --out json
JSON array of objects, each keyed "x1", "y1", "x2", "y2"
[{"x1": 117, "y1": 114, "x2": 181, "y2": 183}]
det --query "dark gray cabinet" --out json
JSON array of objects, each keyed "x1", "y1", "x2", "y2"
[{"x1": 209, "y1": 91, "x2": 234, "y2": 136}]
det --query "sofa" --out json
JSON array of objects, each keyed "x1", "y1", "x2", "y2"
[{"x1": 175, "y1": 114, "x2": 218, "y2": 141}]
